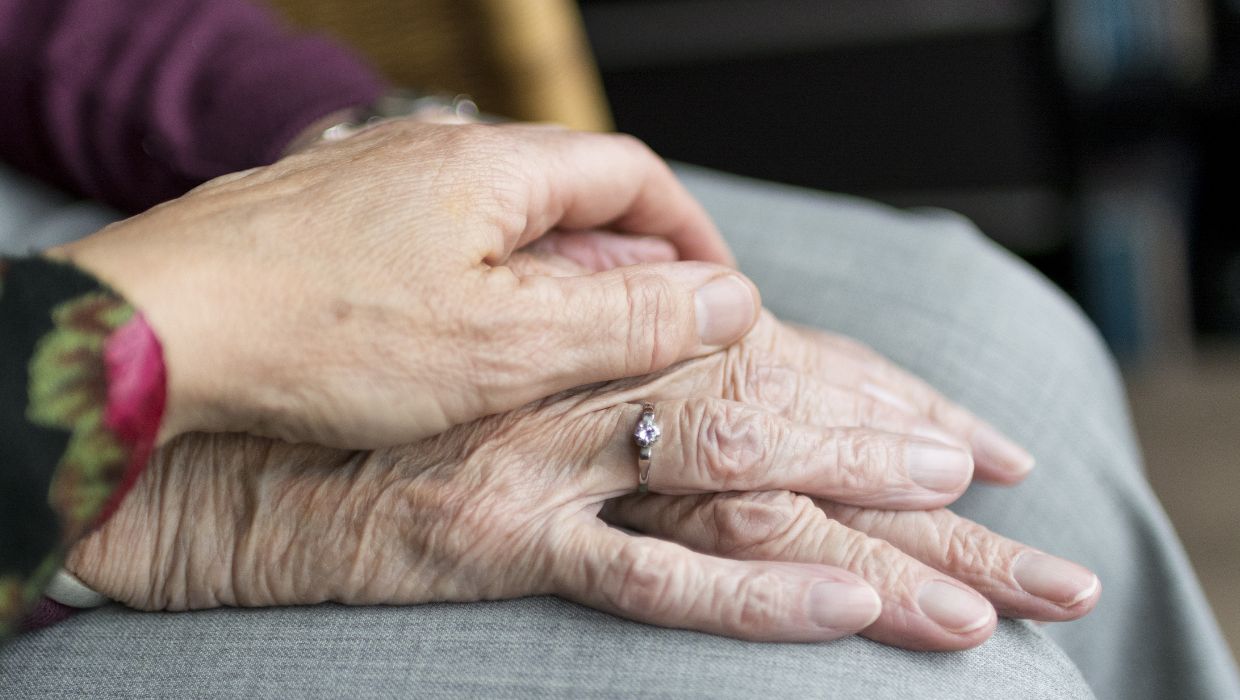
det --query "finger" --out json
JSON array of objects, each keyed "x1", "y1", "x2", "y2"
[
  {"x1": 523, "y1": 230, "x2": 678, "y2": 272},
  {"x1": 602, "y1": 492, "x2": 998, "y2": 651},
  {"x1": 587, "y1": 399, "x2": 974, "y2": 509},
  {"x1": 817, "y1": 503, "x2": 1100, "y2": 621},
  {"x1": 549, "y1": 515, "x2": 881, "y2": 642},
  {"x1": 723, "y1": 363, "x2": 970, "y2": 451},
  {"x1": 476, "y1": 263, "x2": 759, "y2": 413},
  {"x1": 505, "y1": 247, "x2": 594, "y2": 278},
  {"x1": 504, "y1": 129, "x2": 735, "y2": 266},
  {"x1": 786, "y1": 325, "x2": 1035, "y2": 483}
]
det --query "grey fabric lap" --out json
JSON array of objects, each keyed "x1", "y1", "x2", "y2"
[
  {"x1": 2, "y1": 601, "x2": 1089, "y2": 699},
  {"x1": 0, "y1": 168, "x2": 119, "y2": 255},
  {"x1": 0, "y1": 162, "x2": 1233, "y2": 698}
]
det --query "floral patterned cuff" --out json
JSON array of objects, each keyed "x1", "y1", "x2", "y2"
[{"x1": 0, "y1": 257, "x2": 166, "y2": 639}]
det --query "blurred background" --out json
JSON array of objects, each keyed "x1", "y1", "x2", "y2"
[
  {"x1": 272, "y1": 0, "x2": 1238, "y2": 659},
  {"x1": 576, "y1": 0, "x2": 1240, "y2": 659}
]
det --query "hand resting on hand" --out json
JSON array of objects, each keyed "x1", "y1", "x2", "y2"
[{"x1": 66, "y1": 252, "x2": 1097, "y2": 650}]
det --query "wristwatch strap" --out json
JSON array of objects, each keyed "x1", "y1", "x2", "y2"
[{"x1": 320, "y1": 90, "x2": 481, "y2": 143}]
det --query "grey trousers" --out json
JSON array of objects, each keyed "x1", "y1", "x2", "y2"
[{"x1": 1, "y1": 163, "x2": 1237, "y2": 700}]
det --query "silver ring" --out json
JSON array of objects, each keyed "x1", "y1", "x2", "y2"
[{"x1": 632, "y1": 402, "x2": 661, "y2": 493}]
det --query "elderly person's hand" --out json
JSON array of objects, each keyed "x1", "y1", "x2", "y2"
[
  {"x1": 51, "y1": 122, "x2": 756, "y2": 448},
  {"x1": 66, "y1": 259, "x2": 1097, "y2": 649}
]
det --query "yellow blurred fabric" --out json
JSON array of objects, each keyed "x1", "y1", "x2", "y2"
[{"x1": 264, "y1": 0, "x2": 613, "y2": 131}]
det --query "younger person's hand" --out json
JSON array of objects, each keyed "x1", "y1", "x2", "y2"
[{"x1": 55, "y1": 122, "x2": 755, "y2": 448}]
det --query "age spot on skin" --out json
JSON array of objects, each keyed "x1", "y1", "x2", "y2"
[{"x1": 331, "y1": 299, "x2": 353, "y2": 322}]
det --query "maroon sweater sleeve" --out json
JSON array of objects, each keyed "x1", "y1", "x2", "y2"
[{"x1": 0, "y1": 0, "x2": 387, "y2": 213}]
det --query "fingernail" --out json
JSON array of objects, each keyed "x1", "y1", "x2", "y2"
[
  {"x1": 695, "y1": 275, "x2": 757, "y2": 346},
  {"x1": 917, "y1": 581, "x2": 993, "y2": 633},
  {"x1": 809, "y1": 581, "x2": 882, "y2": 630},
  {"x1": 972, "y1": 423, "x2": 1035, "y2": 476},
  {"x1": 1013, "y1": 552, "x2": 1100, "y2": 607},
  {"x1": 905, "y1": 442, "x2": 974, "y2": 492}
]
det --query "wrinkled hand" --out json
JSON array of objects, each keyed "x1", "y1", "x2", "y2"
[
  {"x1": 67, "y1": 271, "x2": 1097, "y2": 649},
  {"x1": 68, "y1": 394, "x2": 901, "y2": 643},
  {"x1": 54, "y1": 122, "x2": 756, "y2": 448},
  {"x1": 527, "y1": 243, "x2": 1099, "y2": 649},
  {"x1": 604, "y1": 489, "x2": 1100, "y2": 652}
]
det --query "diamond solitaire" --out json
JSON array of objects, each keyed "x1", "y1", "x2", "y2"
[
  {"x1": 634, "y1": 414, "x2": 661, "y2": 447},
  {"x1": 633, "y1": 403, "x2": 659, "y2": 493}
]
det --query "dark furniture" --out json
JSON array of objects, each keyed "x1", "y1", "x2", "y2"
[{"x1": 579, "y1": 0, "x2": 1240, "y2": 362}]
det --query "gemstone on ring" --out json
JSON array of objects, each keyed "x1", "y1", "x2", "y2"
[
  {"x1": 633, "y1": 412, "x2": 661, "y2": 447},
  {"x1": 633, "y1": 404, "x2": 659, "y2": 494}
]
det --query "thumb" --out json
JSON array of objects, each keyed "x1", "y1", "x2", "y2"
[
  {"x1": 549, "y1": 260, "x2": 759, "y2": 372},
  {"x1": 479, "y1": 261, "x2": 760, "y2": 411}
]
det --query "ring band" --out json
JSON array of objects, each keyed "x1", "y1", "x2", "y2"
[{"x1": 632, "y1": 402, "x2": 661, "y2": 493}]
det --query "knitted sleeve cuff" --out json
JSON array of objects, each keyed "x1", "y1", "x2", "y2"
[{"x1": 1, "y1": 257, "x2": 166, "y2": 639}]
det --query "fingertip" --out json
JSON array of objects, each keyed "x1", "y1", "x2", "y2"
[
  {"x1": 1067, "y1": 575, "x2": 1103, "y2": 616},
  {"x1": 698, "y1": 227, "x2": 739, "y2": 269},
  {"x1": 1012, "y1": 552, "x2": 1102, "y2": 611},
  {"x1": 1062, "y1": 575, "x2": 1102, "y2": 616},
  {"x1": 971, "y1": 423, "x2": 1036, "y2": 480},
  {"x1": 974, "y1": 462, "x2": 1034, "y2": 486},
  {"x1": 668, "y1": 214, "x2": 735, "y2": 268}
]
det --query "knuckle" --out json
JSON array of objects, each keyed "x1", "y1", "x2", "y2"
[
  {"x1": 834, "y1": 431, "x2": 898, "y2": 492},
  {"x1": 607, "y1": 540, "x2": 676, "y2": 615},
  {"x1": 939, "y1": 520, "x2": 1007, "y2": 578},
  {"x1": 829, "y1": 524, "x2": 876, "y2": 573},
  {"x1": 708, "y1": 492, "x2": 819, "y2": 557},
  {"x1": 730, "y1": 572, "x2": 786, "y2": 633},
  {"x1": 835, "y1": 528, "x2": 917, "y2": 597},
  {"x1": 691, "y1": 403, "x2": 775, "y2": 488},
  {"x1": 621, "y1": 272, "x2": 683, "y2": 374}
]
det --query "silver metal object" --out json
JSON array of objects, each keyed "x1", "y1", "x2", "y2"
[
  {"x1": 320, "y1": 90, "x2": 481, "y2": 143},
  {"x1": 44, "y1": 568, "x2": 109, "y2": 608},
  {"x1": 632, "y1": 402, "x2": 661, "y2": 493}
]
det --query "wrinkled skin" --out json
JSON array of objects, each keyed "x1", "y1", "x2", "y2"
[{"x1": 69, "y1": 253, "x2": 1099, "y2": 650}]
